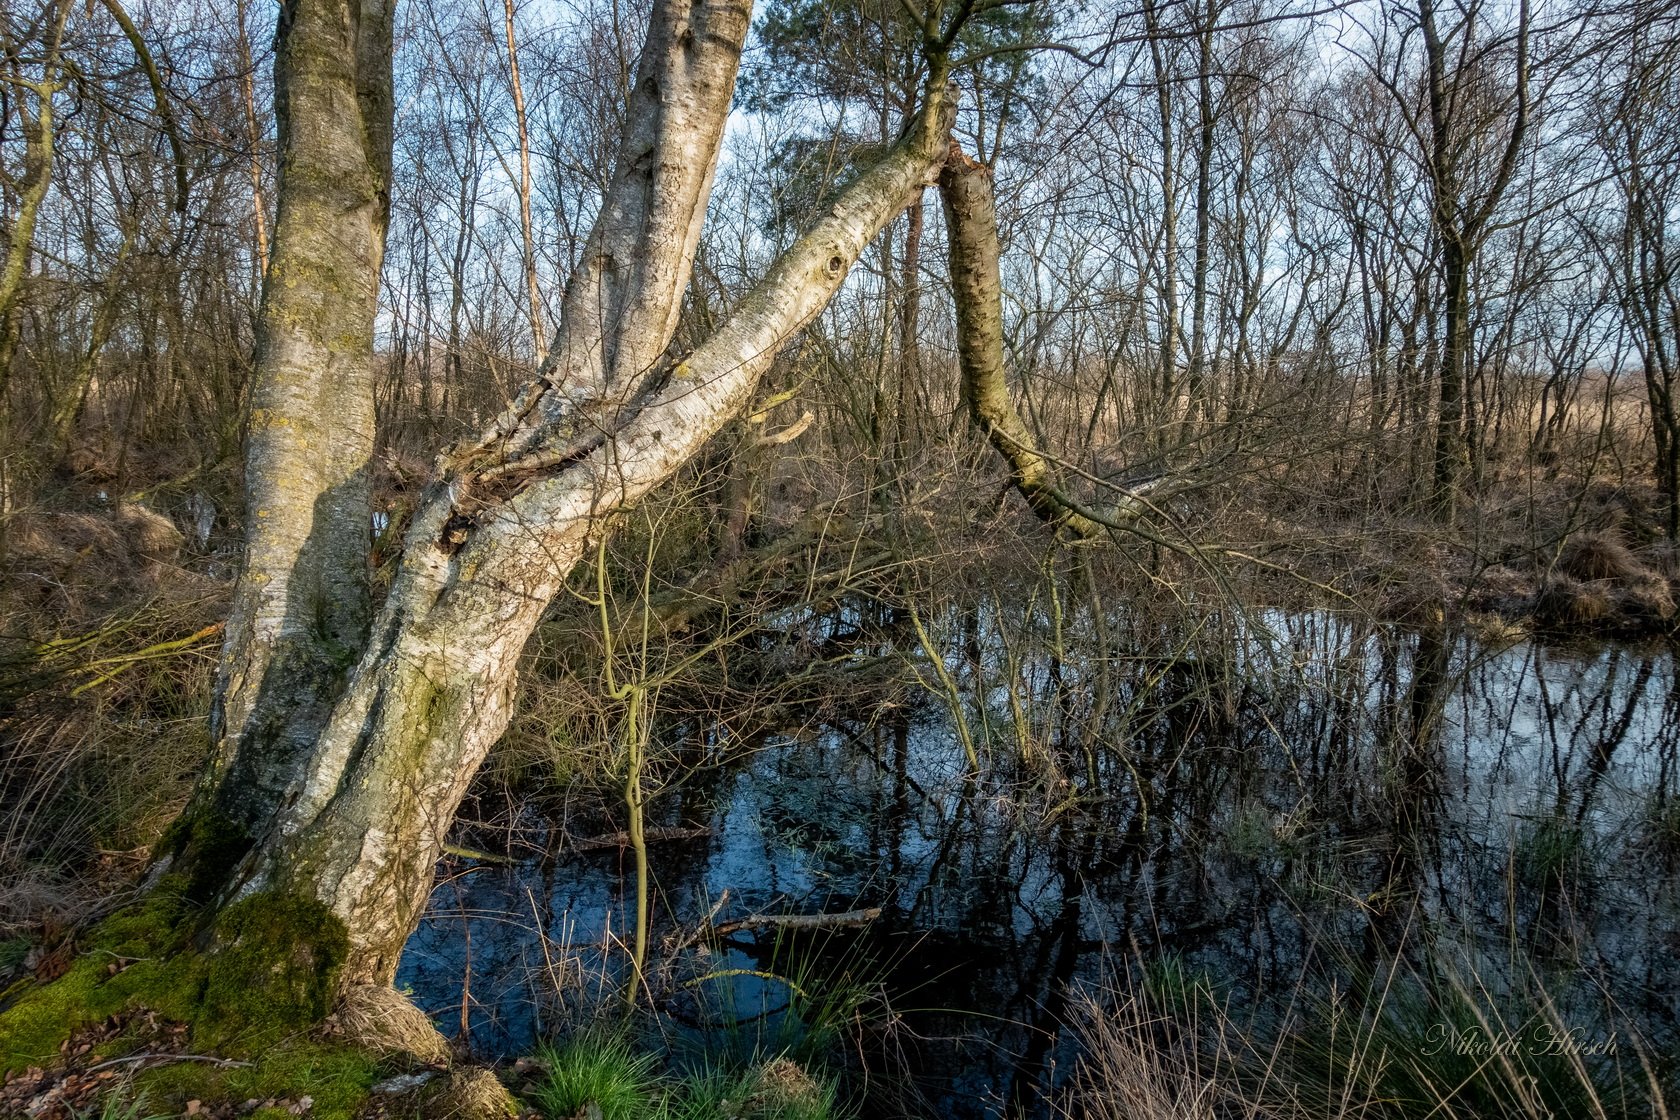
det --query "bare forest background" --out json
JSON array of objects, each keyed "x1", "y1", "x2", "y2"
[
  {"x1": 2, "y1": 0, "x2": 1680, "y2": 1064},
  {"x1": 6, "y1": 0, "x2": 1680, "y2": 574}
]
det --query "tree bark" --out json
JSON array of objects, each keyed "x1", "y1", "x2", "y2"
[
  {"x1": 236, "y1": 0, "x2": 270, "y2": 288},
  {"x1": 247, "y1": 91, "x2": 950, "y2": 986},
  {"x1": 161, "y1": 0, "x2": 957, "y2": 992},
  {"x1": 941, "y1": 146, "x2": 1124, "y2": 537},
  {"x1": 1144, "y1": 0, "x2": 1181, "y2": 435},
  {"x1": 501, "y1": 0, "x2": 546, "y2": 366},
  {"x1": 186, "y1": 0, "x2": 395, "y2": 854},
  {"x1": 1417, "y1": 0, "x2": 1529, "y2": 515}
]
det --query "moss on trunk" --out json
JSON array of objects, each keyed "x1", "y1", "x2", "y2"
[
  {"x1": 153, "y1": 806, "x2": 255, "y2": 906},
  {"x1": 0, "y1": 886, "x2": 350, "y2": 1070},
  {"x1": 197, "y1": 893, "x2": 350, "y2": 1049}
]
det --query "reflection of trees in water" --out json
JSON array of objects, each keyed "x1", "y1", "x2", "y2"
[{"x1": 397, "y1": 603, "x2": 1679, "y2": 1115}]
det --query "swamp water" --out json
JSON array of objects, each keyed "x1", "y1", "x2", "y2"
[{"x1": 397, "y1": 607, "x2": 1680, "y2": 1116}]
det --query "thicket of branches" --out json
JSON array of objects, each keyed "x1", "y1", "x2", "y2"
[
  {"x1": 2, "y1": 0, "x2": 1679, "y2": 887},
  {"x1": 0, "y1": 0, "x2": 1672, "y2": 556}
]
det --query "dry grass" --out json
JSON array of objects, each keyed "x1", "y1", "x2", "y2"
[
  {"x1": 1559, "y1": 531, "x2": 1648, "y2": 584},
  {"x1": 0, "y1": 500, "x2": 226, "y2": 940},
  {"x1": 328, "y1": 983, "x2": 453, "y2": 1065},
  {"x1": 1057, "y1": 952, "x2": 1673, "y2": 1120}
]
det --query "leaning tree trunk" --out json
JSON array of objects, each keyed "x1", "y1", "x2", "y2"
[
  {"x1": 160, "y1": 0, "x2": 957, "y2": 1002},
  {"x1": 940, "y1": 146, "x2": 1095, "y2": 535},
  {"x1": 940, "y1": 146, "x2": 1165, "y2": 535}
]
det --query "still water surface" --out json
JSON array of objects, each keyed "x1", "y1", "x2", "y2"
[{"x1": 398, "y1": 608, "x2": 1680, "y2": 1115}]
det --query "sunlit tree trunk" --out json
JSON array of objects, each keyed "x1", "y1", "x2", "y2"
[
  {"x1": 184, "y1": 0, "x2": 395, "y2": 851},
  {"x1": 236, "y1": 0, "x2": 270, "y2": 288},
  {"x1": 502, "y1": 0, "x2": 546, "y2": 365},
  {"x1": 1143, "y1": 0, "x2": 1181, "y2": 439},
  {"x1": 164, "y1": 0, "x2": 956, "y2": 999},
  {"x1": 941, "y1": 146, "x2": 1093, "y2": 534},
  {"x1": 941, "y1": 146, "x2": 1164, "y2": 535}
]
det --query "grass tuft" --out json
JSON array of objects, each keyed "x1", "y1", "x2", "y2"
[
  {"x1": 69, "y1": 1087, "x2": 168, "y2": 1120},
  {"x1": 668, "y1": 1058, "x2": 839, "y2": 1120},
  {"x1": 527, "y1": 1031, "x2": 664, "y2": 1120}
]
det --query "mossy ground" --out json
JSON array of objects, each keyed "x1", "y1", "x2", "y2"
[
  {"x1": 2, "y1": 1022, "x2": 381, "y2": 1120},
  {"x1": 0, "y1": 884, "x2": 383, "y2": 1120},
  {"x1": 133, "y1": 1041, "x2": 378, "y2": 1120},
  {"x1": 0, "y1": 887, "x2": 199, "y2": 1073}
]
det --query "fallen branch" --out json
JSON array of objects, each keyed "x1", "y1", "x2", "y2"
[
  {"x1": 86, "y1": 1053, "x2": 252, "y2": 1072},
  {"x1": 755, "y1": 409, "x2": 815, "y2": 448},
  {"x1": 663, "y1": 889, "x2": 732, "y2": 958},
  {"x1": 709, "y1": 907, "x2": 882, "y2": 937},
  {"x1": 570, "y1": 825, "x2": 711, "y2": 852}
]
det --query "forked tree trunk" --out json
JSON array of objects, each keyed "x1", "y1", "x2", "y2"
[{"x1": 162, "y1": 0, "x2": 956, "y2": 999}]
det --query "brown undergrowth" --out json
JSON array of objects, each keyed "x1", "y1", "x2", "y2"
[{"x1": 0, "y1": 400, "x2": 1676, "y2": 1117}]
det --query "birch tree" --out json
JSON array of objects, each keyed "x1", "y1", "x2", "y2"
[{"x1": 74, "y1": 0, "x2": 964, "y2": 1048}]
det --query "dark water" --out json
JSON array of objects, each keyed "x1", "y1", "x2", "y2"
[{"x1": 397, "y1": 606, "x2": 1680, "y2": 1116}]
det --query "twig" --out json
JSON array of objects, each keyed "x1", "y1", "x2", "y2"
[
  {"x1": 86, "y1": 1053, "x2": 252, "y2": 1072},
  {"x1": 570, "y1": 825, "x2": 710, "y2": 852},
  {"x1": 664, "y1": 889, "x2": 731, "y2": 958}
]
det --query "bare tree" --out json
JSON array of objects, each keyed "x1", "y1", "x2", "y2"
[{"x1": 1599, "y1": 0, "x2": 1680, "y2": 537}]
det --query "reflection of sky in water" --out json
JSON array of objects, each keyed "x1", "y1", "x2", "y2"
[{"x1": 397, "y1": 614, "x2": 1680, "y2": 1116}]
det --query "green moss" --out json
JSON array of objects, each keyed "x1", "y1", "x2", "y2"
[
  {"x1": 197, "y1": 893, "x2": 349, "y2": 1053},
  {"x1": 87, "y1": 879, "x2": 193, "y2": 958},
  {"x1": 0, "y1": 888, "x2": 349, "y2": 1077},
  {"x1": 0, "y1": 955, "x2": 207, "y2": 1073},
  {"x1": 0, "y1": 955, "x2": 112, "y2": 1071},
  {"x1": 414, "y1": 676, "x2": 458, "y2": 749},
  {"x1": 155, "y1": 808, "x2": 253, "y2": 907},
  {"x1": 0, "y1": 883, "x2": 208, "y2": 1073},
  {"x1": 0, "y1": 875, "x2": 372, "y2": 1118},
  {"x1": 136, "y1": 1040, "x2": 377, "y2": 1120}
]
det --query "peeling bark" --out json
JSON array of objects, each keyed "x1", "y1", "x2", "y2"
[{"x1": 475, "y1": 0, "x2": 753, "y2": 452}]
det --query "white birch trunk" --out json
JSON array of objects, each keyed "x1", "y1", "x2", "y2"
[
  {"x1": 190, "y1": 0, "x2": 393, "y2": 846},
  {"x1": 179, "y1": 0, "x2": 956, "y2": 990}
]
